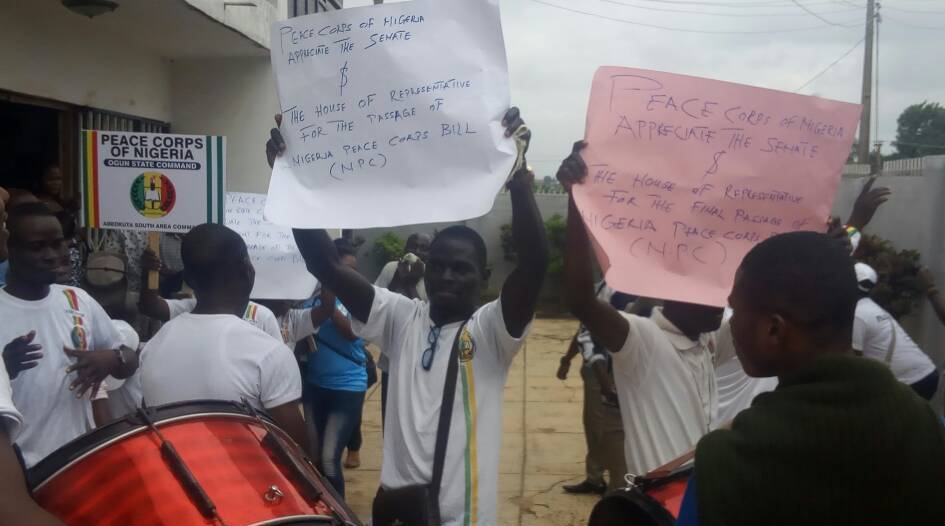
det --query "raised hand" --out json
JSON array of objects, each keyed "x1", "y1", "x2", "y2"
[
  {"x1": 556, "y1": 141, "x2": 588, "y2": 191},
  {"x1": 3, "y1": 332, "x2": 42, "y2": 379},
  {"x1": 502, "y1": 107, "x2": 533, "y2": 187},
  {"x1": 266, "y1": 114, "x2": 287, "y2": 169},
  {"x1": 502, "y1": 106, "x2": 526, "y2": 140},
  {"x1": 399, "y1": 257, "x2": 425, "y2": 285},
  {"x1": 499, "y1": 106, "x2": 549, "y2": 338},
  {"x1": 825, "y1": 216, "x2": 854, "y2": 254},
  {"x1": 846, "y1": 177, "x2": 891, "y2": 230}
]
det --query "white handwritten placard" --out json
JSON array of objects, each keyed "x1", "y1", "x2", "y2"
[
  {"x1": 266, "y1": 0, "x2": 515, "y2": 228},
  {"x1": 226, "y1": 192, "x2": 339, "y2": 300}
]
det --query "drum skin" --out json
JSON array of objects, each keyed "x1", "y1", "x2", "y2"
[{"x1": 28, "y1": 402, "x2": 359, "y2": 526}]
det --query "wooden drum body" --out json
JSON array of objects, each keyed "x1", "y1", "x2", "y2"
[
  {"x1": 28, "y1": 401, "x2": 360, "y2": 526},
  {"x1": 588, "y1": 465, "x2": 693, "y2": 526}
]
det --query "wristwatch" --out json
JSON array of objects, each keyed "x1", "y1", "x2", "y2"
[{"x1": 114, "y1": 345, "x2": 133, "y2": 368}]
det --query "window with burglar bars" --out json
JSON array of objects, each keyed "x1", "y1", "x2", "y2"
[
  {"x1": 78, "y1": 109, "x2": 169, "y2": 134},
  {"x1": 290, "y1": 0, "x2": 343, "y2": 16}
]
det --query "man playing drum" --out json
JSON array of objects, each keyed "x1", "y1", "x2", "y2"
[{"x1": 138, "y1": 223, "x2": 309, "y2": 447}]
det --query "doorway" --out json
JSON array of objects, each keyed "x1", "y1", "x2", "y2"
[{"x1": 0, "y1": 99, "x2": 61, "y2": 194}]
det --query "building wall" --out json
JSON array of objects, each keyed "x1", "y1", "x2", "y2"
[
  {"x1": 355, "y1": 158, "x2": 945, "y2": 391},
  {"x1": 354, "y1": 192, "x2": 569, "y2": 295},
  {"x1": 832, "y1": 156, "x2": 945, "y2": 395},
  {"x1": 0, "y1": 2, "x2": 171, "y2": 121},
  {"x1": 169, "y1": 58, "x2": 281, "y2": 194},
  {"x1": 184, "y1": 0, "x2": 286, "y2": 48}
]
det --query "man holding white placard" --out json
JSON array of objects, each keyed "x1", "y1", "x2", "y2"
[{"x1": 266, "y1": 107, "x2": 547, "y2": 526}]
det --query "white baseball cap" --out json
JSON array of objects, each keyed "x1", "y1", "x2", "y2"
[{"x1": 854, "y1": 262, "x2": 878, "y2": 292}]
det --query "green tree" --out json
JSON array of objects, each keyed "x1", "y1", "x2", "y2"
[
  {"x1": 856, "y1": 234, "x2": 924, "y2": 320},
  {"x1": 500, "y1": 214, "x2": 566, "y2": 277},
  {"x1": 892, "y1": 101, "x2": 945, "y2": 159},
  {"x1": 543, "y1": 214, "x2": 566, "y2": 277},
  {"x1": 372, "y1": 232, "x2": 405, "y2": 266}
]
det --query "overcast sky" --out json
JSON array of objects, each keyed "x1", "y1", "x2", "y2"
[{"x1": 348, "y1": 0, "x2": 944, "y2": 175}]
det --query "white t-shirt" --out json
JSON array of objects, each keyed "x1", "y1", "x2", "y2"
[
  {"x1": 610, "y1": 307, "x2": 717, "y2": 475},
  {"x1": 0, "y1": 285, "x2": 122, "y2": 467},
  {"x1": 106, "y1": 319, "x2": 143, "y2": 418},
  {"x1": 352, "y1": 287, "x2": 528, "y2": 526},
  {"x1": 140, "y1": 313, "x2": 301, "y2": 410},
  {"x1": 0, "y1": 360, "x2": 23, "y2": 441},
  {"x1": 374, "y1": 261, "x2": 428, "y2": 373},
  {"x1": 277, "y1": 308, "x2": 317, "y2": 345},
  {"x1": 712, "y1": 319, "x2": 777, "y2": 427},
  {"x1": 165, "y1": 297, "x2": 282, "y2": 341},
  {"x1": 375, "y1": 260, "x2": 428, "y2": 301},
  {"x1": 853, "y1": 297, "x2": 936, "y2": 385}
]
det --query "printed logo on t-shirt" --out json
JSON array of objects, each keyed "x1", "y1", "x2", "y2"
[
  {"x1": 62, "y1": 288, "x2": 86, "y2": 316},
  {"x1": 459, "y1": 327, "x2": 475, "y2": 363},
  {"x1": 71, "y1": 322, "x2": 88, "y2": 350},
  {"x1": 62, "y1": 289, "x2": 89, "y2": 350},
  {"x1": 244, "y1": 303, "x2": 258, "y2": 321}
]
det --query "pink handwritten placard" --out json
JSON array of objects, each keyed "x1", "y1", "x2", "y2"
[{"x1": 576, "y1": 67, "x2": 861, "y2": 307}]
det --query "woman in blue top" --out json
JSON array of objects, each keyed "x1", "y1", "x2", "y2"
[{"x1": 302, "y1": 239, "x2": 367, "y2": 497}]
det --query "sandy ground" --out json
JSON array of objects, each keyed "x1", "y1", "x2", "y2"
[{"x1": 341, "y1": 318, "x2": 606, "y2": 525}]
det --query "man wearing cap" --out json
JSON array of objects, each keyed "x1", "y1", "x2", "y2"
[{"x1": 853, "y1": 262, "x2": 939, "y2": 400}]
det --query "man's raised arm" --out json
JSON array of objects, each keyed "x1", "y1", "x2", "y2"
[
  {"x1": 558, "y1": 141, "x2": 629, "y2": 353},
  {"x1": 266, "y1": 115, "x2": 374, "y2": 323},
  {"x1": 499, "y1": 108, "x2": 549, "y2": 338}
]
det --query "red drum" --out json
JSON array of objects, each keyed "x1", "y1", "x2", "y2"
[
  {"x1": 27, "y1": 400, "x2": 361, "y2": 526},
  {"x1": 587, "y1": 464, "x2": 693, "y2": 526},
  {"x1": 642, "y1": 465, "x2": 691, "y2": 518}
]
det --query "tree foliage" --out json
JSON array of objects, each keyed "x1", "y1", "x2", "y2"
[
  {"x1": 892, "y1": 101, "x2": 945, "y2": 159},
  {"x1": 372, "y1": 232, "x2": 405, "y2": 265},
  {"x1": 500, "y1": 214, "x2": 566, "y2": 277},
  {"x1": 855, "y1": 234, "x2": 924, "y2": 319}
]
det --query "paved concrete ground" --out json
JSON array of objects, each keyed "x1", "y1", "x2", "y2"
[{"x1": 343, "y1": 318, "x2": 604, "y2": 525}]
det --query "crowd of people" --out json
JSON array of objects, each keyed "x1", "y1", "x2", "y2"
[{"x1": 0, "y1": 106, "x2": 943, "y2": 526}]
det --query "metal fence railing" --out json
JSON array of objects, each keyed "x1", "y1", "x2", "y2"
[
  {"x1": 290, "y1": 0, "x2": 342, "y2": 16},
  {"x1": 882, "y1": 157, "x2": 925, "y2": 177}
]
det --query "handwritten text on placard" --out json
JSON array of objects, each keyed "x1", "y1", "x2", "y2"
[
  {"x1": 576, "y1": 67, "x2": 861, "y2": 307},
  {"x1": 266, "y1": 0, "x2": 514, "y2": 228},
  {"x1": 226, "y1": 192, "x2": 319, "y2": 300}
]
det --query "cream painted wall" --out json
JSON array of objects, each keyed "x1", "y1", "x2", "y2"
[
  {"x1": 184, "y1": 0, "x2": 285, "y2": 49},
  {"x1": 0, "y1": 2, "x2": 171, "y2": 121},
  {"x1": 170, "y1": 58, "x2": 281, "y2": 193}
]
